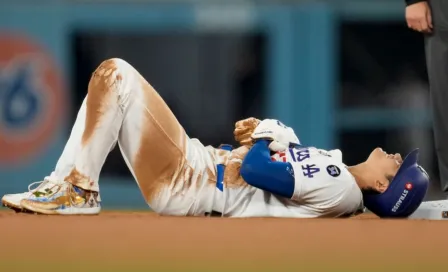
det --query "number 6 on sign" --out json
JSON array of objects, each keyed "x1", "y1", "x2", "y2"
[
  {"x1": 2, "y1": 64, "x2": 39, "y2": 127},
  {"x1": 0, "y1": 35, "x2": 65, "y2": 165}
]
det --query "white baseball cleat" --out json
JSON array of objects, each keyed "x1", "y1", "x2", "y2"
[
  {"x1": 20, "y1": 181, "x2": 101, "y2": 215},
  {"x1": 1, "y1": 177, "x2": 58, "y2": 212},
  {"x1": 2, "y1": 192, "x2": 33, "y2": 212}
]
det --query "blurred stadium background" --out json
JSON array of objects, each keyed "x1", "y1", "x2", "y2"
[{"x1": 0, "y1": 0, "x2": 442, "y2": 210}]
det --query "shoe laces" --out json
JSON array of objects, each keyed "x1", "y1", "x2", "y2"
[
  {"x1": 27, "y1": 176, "x2": 84, "y2": 207},
  {"x1": 27, "y1": 174, "x2": 65, "y2": 194}
]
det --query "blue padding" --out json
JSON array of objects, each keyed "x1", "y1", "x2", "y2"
[
  {"x1": 216, "y1": 144, "x2": 234, "y2": 191},
  {"x1": 240, "y1": 140, "x2": 295, "y2": 198}
]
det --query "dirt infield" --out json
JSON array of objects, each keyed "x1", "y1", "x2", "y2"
[{"x1": 0, "y1": 210, "x2": 447, "y2": 272}]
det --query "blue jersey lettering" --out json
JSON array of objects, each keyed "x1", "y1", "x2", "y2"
[
  {"x1": 302, "y1": 164, "x2": 320, "y2": 178},
  {"x1": 289, "y1": 148, "x2": 310, "y2": 162}
]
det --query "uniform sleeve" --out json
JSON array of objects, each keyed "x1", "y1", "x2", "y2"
[{"x1": 240, "y1": 140, "x2": 295, "y2": 198}]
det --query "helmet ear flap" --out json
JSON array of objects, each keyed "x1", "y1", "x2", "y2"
[{"x1": 363, "y1": 149, "x2": 429, "y2": 218}]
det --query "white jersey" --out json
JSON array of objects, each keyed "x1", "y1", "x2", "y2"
[{"x1": 222, "y1": 146, "x2": 363, "y2": 218}]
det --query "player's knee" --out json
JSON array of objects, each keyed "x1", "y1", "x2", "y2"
[{"x1": 89, "y1": 58, "x2": 126, "y2": 94}]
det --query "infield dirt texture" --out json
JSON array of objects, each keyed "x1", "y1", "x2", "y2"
[{"x1": 0, "y1": 211, "x2": 447, "y2": 272}]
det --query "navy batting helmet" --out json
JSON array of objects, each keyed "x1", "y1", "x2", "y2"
[{"x1": 363, "y1": 149, "x2": 429, "y2": 218}]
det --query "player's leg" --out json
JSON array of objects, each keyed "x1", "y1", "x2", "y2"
[
  {"x1": 70, "y1": 58, "x2": 220, "y2": 215},
  {"x1": 425, "y1": 0, "x2": 448, "y2": 195},
  {"x1": 1, "y1": 96, "x2": 94, "y2": 212},
  {"x1": 110, "y1": 60, "x2": 218, "y2": 215},
  {"x1": 16, "y1": 58, "x2": 218, "y2": 215},
  {"x1": 15, "y1": 59, "x2": 129, "y2": 214}
]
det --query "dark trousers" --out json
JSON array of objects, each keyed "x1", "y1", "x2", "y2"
[{"x1": 426, "y1": 0, "x2": 448, "y2": 192}]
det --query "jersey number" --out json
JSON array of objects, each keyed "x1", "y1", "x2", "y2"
[
  {"x1": 302, "y1": 164, "x2": 320, "y2": 178},
  {"x1": 289, "y1": 149, "x2": 310, "y2": 162},
  {"x1": 291, "y1": 149, "x2": 320, "y2": 178},
  {"x1": 273, "y1": 148, "x2": 321, "y2": 178}
]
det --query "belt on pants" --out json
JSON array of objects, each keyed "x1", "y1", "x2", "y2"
[
  {"x1": 208, "y1": 144, "x2": 233, "y2": 217},
  {"x1": 215, "y1": 144, "x2": 233, "y2": 192}
]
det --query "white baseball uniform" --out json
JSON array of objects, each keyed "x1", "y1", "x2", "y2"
[
  {"x1": 225, "y1": 147, "x2": 364, "y2": 218},
  {"x1": 49, "y1": 58, "x2": 362, "y2": 218}
]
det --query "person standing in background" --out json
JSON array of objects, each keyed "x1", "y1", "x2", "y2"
[{"x1": 405, "y1": 0, "x2": 448, "y2": 196}]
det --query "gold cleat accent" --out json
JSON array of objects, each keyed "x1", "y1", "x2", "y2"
[{"x1": 20, "y1": 183, "x2": 100, "y2": 215}]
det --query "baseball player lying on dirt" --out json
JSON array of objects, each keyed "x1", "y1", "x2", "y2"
[{"x1": 1, "y1": 58, "x2": 430, "y2": 218}]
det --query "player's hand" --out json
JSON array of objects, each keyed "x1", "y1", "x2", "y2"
[
  {"x1": 251, "y1": 119, "x2": 300, "y2": 152},
  {"x1": 223, "y1": 146, "x2": 250, "y2": 188},
  {"x1": 234, "y1": 117, "x2": 260, "y2": 147},
  {"x1": 405, "y1": 1, "x2": 433, "y2": 33}
]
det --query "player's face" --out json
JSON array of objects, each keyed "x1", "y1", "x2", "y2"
[{"x1": 366, "y1": 148, "x2": 403, "y2": 193}]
